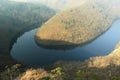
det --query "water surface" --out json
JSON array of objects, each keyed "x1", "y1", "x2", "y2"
[{"x1": 11, "y1": 20, "x2": 120, "y2": 67}]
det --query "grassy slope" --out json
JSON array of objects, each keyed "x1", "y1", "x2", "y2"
[{"x1": 35, "y1": 0, "x2": 114, "y2": 46}]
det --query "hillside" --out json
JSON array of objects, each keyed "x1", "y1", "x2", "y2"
[
  {"x1": 10, "y1": 0, "x2": 87, "y2": 11},
  {"x1": 0, "y1": 1, "x2": 55, "y2": 67},
  {"x1": 35, "y1": 0, "x2": 114, "y2": 47}
]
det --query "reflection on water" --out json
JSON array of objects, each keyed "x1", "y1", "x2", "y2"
[{"x1": 11, "y1": 20, "x2": 120, "y2": 67}]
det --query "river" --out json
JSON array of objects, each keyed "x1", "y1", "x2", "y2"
[{"x1": 11, "y1": 20, "x2": 120, "y2": 67}]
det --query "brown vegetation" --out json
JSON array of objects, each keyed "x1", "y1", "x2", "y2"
[
  {"x1": 36, "y1": 0, "x2": 114, "y2": 46},
  {"x1": 17, "y1": 69, "x2": 52, "y2": 80}
]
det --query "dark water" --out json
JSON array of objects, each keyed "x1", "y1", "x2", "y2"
[{"x1": 11, "y1": 20, "x2": 120, "y2": 67}]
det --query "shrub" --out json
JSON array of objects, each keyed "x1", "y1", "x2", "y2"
[
  {"x1": 39, "y1": 76, "x2": 51, "y2": 80},
  {"x1": 0, "y1": 64, "x2": 21, "y2": 80},
  {"x1": 51, "y1": 67, "x2": 64, "y2": 80},
  {"x1": 74, "y1": 70, "x2": 87, "y2": 80}
]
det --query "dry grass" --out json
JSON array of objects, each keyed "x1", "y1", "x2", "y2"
[
  {"x1": 16, "y1": 68, "x2": 52, "y2": 80},
  {"x1": 36, "y1": 0, "x2": 114, "y2": 46}
]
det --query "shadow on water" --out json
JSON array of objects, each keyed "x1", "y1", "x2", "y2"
[
  {"x1": 35, "y1": 38, "x2": 79, "y2": 50},
  {"x1": 9, "y1": 22, "x2": 44, "y2": 52}
]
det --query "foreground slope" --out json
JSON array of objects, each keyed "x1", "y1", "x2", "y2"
[{"x1": 35, "y1": 0, "x2": 114, "y2": 47}]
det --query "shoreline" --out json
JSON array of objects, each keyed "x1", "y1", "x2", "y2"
[{"x1": 35, "y1": 18, "x2": 118, "y2": 50}]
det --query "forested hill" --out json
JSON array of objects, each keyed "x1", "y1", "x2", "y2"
[
  {"x1": 0, "y1": 1, "x2": 55, "y2": 54},
  {"x1": 10, "y1": 0, "x2": 87, "y2": 11},
  {"x1": 0, "y1": 1, "x2": 55, "y2": 25}
]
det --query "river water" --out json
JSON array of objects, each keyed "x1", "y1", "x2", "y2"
[{"x1": 11, "y1": 20, "x2": 120, "y2": 67}]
